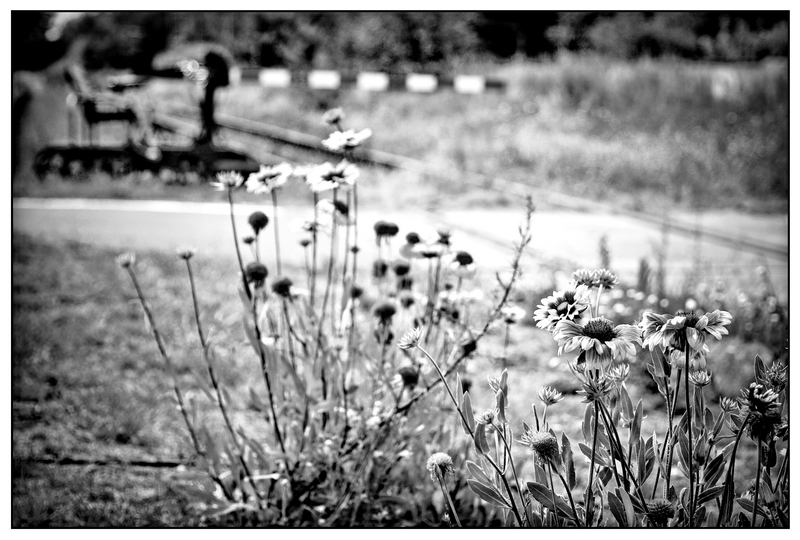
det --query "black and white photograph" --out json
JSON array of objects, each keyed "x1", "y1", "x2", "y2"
[{"x1": 10, "y1": 9, "x2": 791, "y2": 528}]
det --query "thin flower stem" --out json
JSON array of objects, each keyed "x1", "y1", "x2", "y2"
[
  {"x1": 493, "y1": 422, "x2": 525, "y2": 513},
  {"x1": 271, "y1": 190, "x2": 282, "y2": 275},
  {"x1": 554, "y1": 465, "x2": 583, "y2": 526},
  {"x1": 326, "y1": 393, "x2": 401, "y2": 525},
  {"x1": 752, "y1": 442, "x2": 762, "y2": 527},
  {"x1": 282, "y1": 298, "x2": 297, "y2": 370},
  {"x1": 249, "y1": 291, "x2": 291, "y2": 474},
  {"x1": 584, "y1": 402, "x2": 599, "y2": 527},
  {"x1": 595, "y1": 284, "x2": 604, "y2": 316},
  {"x1": 684, "y1": 347, "x2": 695, "y2": 526},
  {"x1": 416, "y1": 344, "x2": 524, "y2": 527},
  {"x1": 546, "y1": 461, "x2": 560, "y2": 526},
  {"x1": 303, "y1": 245, "x2": 311, "y2": 292},
  {"x1": 715, "y1": 413, "x2": 751, "y2": 526},
  {"x1": 502, "y1": 323, "x2": 510, "y2": 369},
  {"x1": 125, "y1": 266, "x2": 240, "y2": 504},
  {"x1": 184, "y1": 258, "x2": 262, "y2": 506},
  {"x1": 125, "y1": 268, "x2": 200, "y2": 453},
  {"x1": 650, "y1": 352, "x2": 675, "y2": 498},
  {"x1": 436, "y1": 469, "x2": 462, "y2": 527},
  {"x1": 394, "y1": 197, "x2": 531, "y2": 416},
  {"x1": 311, "y1": 192, "x2": 318, "y2": 305},
  {"x1": 663, "y1": 367, "x2": 683, "y2": 496},
  {"x1": 596, "y1": 401, "x2": 657, "y2": 527},
  {"x1": 228, "y1": 189, "x2": 251, "y2": 301},
  {"x1": 340, "y1": 190, "x2": 352, "y2": 321}
]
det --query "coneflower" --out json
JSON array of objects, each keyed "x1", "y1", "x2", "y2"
[
  {"x1": 520, "y1": 428, "x2": 559, "y2": 463},
  {"x1": 645, "y1": 498, "x2": 675, "y2": 527}
]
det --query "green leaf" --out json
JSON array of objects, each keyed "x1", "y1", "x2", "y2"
[
  {"x1": 582, "y1": 404, "x2": 593, "y2": 443},
  {"x1": 620, "y1": 384, "x2": 634, "y2": 421},
  {"x1": 461, "y1": 392, "x2": 475, "y2": 436},
  {"x1": 579, "y1": 442, "x2": 611, "y2": 468},
  {"x1": 753, "y1": 354, "x2": 766, "y2": 384},
  {"x1": 607, "y1": 491, "x2": 628, "y2": 527},
  {"x1": 561, "y1": 432, "x2": 576, "y2": 490},
  {"x1": 495, "y1": 389, "x2": 507, "y2": 425},
  {"x1": 466, "y1": 460, "x2": 492, "y2": 486},
  {"x1": 526, "y1": 481, "x2": 575, "y2": 522},
  {"x1": 499, "y1": 368, "x2": 508, "y2": 396},
  {"x1": 474, "y1": 422, "x2": 491, "y2": 455},
  {"x1": 631, "y1": 400, "x2": 643, "y2": 446},
  {"x1": 677, "y1": 427, "x2": 691, "y2": 478},
  {"x1": 616, "y1": 488, "x2": 636, "y2": 525},
  {"x1": 652, "y1": 432, "x2": 668, "y2": 480},
  {"x1": 736, "y1": 498, "x2": 769, "y2": 519},
  {"x1": 467, "y1": 478, "x2": 510, "y2": 509},
  {"x1": 702, "y1": 453, "x2": 727, "y2": 487},
  {"x1": 697, "y1": 486, "x2": 725, "y2": 506}
]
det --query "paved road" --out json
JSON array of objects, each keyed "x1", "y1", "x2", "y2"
[{"x1": 13, "y1": 197, "x2": 787, "y2": 298}]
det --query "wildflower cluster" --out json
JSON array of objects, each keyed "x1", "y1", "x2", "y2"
[{"x1": 113, "y1": 104, "x2": 786, "y2": 528}]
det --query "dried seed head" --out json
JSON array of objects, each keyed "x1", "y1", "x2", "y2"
[
  {"x1": 405, "y1": 232, "x2": 421, "y2": 245},
  {"x1": 245, "y1": 262, "x2": 268, "y2": 284},
  {"x1": 271, "y1": 275, "x2": 293, "y2": 297},
  {"x1": 350, "y1": 285, "x2": 364, "y2": 299},
  {"x1": 248, "y1": 211, "x2": 270, "y2": 233},
  {"x1": 398, "y1": 365, "x2": 419, "y2": 388},
  {"x1": 460, "y1": 338, "x2": 477, "y2": 357},
  {"x1": 392, "y1": 259, "x2": 411, "y2": 276},
  {"x1": 176, "y1": 246, "x2": 196, "y2": 260},
  {"x1": 399, "y1": 291, "x2": 416, "y2": 308},
  {"x1": 372, "y1": 259, "x2": 389, "y2": 279},
  {"x1": 322, "y1": 107, "x2": 344, "y2": 126},
  {"x1": 475, "y1": 408, "x2": 498, "y2": 425},
  {"x1": 242, "y1": 235, "x2": 255, "y2": 245},
  {"x1": 436, "y1": 231, "x2": 451, "y2": 247},
  {"x1": 372, "y1": 301, "x2": 397, "y2": 323},
  {"x1": 116, "y1": 252, "x2": 136, "y2": 269},
  {"x1": 426, "y1": 452, "x2": 454, "y2": 482},
  {"x1": 299, "y1": 238, "x2": 311, "y2": 247},
  {"x1": 454, "y1": 251, "x2": 474, "y2": 266},
  {"x1": 520, "y1": 429, "x2": 559, "y2": 463},
  {"x1": 373, "y1": 220, "x2": 399, "y2": 238}
]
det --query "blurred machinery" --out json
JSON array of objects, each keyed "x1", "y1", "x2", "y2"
[{"x1": 33, "y1": 46, "x2": 259, "y2": 181}]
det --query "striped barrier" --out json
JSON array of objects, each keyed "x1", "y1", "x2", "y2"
[{"x1": 243, "y1": 67, "x2": 504, "y2": 93}]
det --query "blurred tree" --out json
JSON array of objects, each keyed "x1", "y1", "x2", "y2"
[
  {"x1": 11, "y1": 12, "x2": 68, "y2": 72},
  {"x1": 547, "y1": 11, "x2": 788, "y2": 60}
]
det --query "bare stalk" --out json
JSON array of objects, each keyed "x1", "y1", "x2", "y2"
[{"x1": 271, "y1": 190, "x2": 282, "y2": 275}]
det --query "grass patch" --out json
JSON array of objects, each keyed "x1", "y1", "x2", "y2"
[{"x1": 12, "y1": 229, "x2": 767, "y2": 525}]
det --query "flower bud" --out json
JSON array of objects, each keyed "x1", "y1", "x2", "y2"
[{"x1": 248, "y1": 211, "x2": 269, "y2": 233}]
